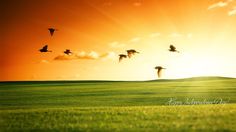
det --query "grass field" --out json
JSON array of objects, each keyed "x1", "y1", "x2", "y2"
[{"x1": 0, "y1": 77, "x2": 236, "y2": 131}]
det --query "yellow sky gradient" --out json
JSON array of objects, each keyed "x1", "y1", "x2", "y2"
[{"x1": 1, "y1": 0, "x2": 236, "y2": 81}]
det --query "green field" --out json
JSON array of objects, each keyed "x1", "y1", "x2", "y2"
[{"x1": 1, "y1": 77, "x2": 236, "y2": 131}]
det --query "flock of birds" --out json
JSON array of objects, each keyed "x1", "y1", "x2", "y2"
[
  {"x1": 118, "y1": 49, "x2": 140, "y2": 62},
  {"x1": 118, "y1": 44, "x2": 180, "y2": 78},
  {"x1": 39, "y1": 28, "x2": 73, "y2": 55},
  {"x1": 39, "y1": 28, "x2": 180, "y2": 78}
]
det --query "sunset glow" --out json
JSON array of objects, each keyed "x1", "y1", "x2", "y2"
[{"x1": 1, "y1": 0, "x2": 236, "y2": 81}]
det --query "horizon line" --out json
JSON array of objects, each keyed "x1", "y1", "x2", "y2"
[{"x1": 0, "y1": 76, "x2": 235, "y2": 83}]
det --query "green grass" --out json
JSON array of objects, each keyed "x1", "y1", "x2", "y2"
[
  {"x1": 1, "y1": 105, "x2": 235, "y2": 131},
  {"x1": 0, "y1": 77, "x2": 236, "y2": 131}
]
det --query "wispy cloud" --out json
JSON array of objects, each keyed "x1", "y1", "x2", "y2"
[
  {"x1": 39, "y1": 59, "x2": 50, "y2": 64},
  {"x1": 109, "y1": 41, "x2": 126, "y2": 48},
  {"x1": 169, "y1": 33, "x2": 193, "y2": 39},
  {"x1": 54, "y1": 51, "x2": 116, "y2": 61},
  {"x1": 208, "y1": 0, "x2": 236, "y2": 15},
  {"x1": 228, "y1": 7, "x2": 236, "y2": 15},
  {"x1": 169, "y1": 33, "x2": 183, "y2": 38},
  {"x1": 129, "y1": 37, "x2": 141, "y2": 42},
  {"x1": 149, "y1": 32, "x2": 161, "y2": 38},
  {"x1": 208, "y1": 0, "x2": 235, "y2": 10},
  {"x1": 208, "y1": 1, "x2": 229, "y2": 10},
  {"x1": 101, "y1": 52, "x2": 117, "y2": 61}
]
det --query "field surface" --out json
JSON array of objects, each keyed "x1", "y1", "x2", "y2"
[{"x1": 0, "y1": 77, "x2": 236, "y2": 131}]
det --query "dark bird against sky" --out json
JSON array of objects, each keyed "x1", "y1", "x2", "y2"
[
  {"x1": 48, "y1": 28, "x2": 58, "y2": 36},
  {"x1": 126, "y1": 49, "x2": 140, "y2": 58},
  {"x1": 169, "y1": 45, "x2": 180, "y2": 53},
  {"x1": 119, "y1": 54, "x2": 127, "y2": 62},
  {"x1": 155, "y1": 66, "x2": 166, "y2": 78},
  {"x1": 39, "y1": 45, "x2": 52, "y2": 52},
  {"x1": 64, "y1": 49, "x2": 72, "y2": 55}
]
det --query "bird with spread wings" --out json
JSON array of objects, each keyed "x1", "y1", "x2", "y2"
[
  {"x1": 39, "y1": 45, "x2": 52, "y2": 52},
  {"x1": 155, "y1": 66, "x2": 166, "y2": 78},
  {"x1": 64, "y1": 49, "x2": 72, "y2": 55},
  {"x1": 126, "y1": 49, "x2": 140, "y2": 58},
  {"x1": 169, "y1": 45, "x2": 180, "y2": 53},
  {"x1": 119, "y1": 54, "x2": 127, "y2": 62},
  {"x1": 48, "y1": 28, "x2": 58, "y2": 36}
]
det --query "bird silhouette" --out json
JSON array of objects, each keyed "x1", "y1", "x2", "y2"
[
  {"x1": 119, "y1": 54, "x2": 127, "y2": 62},
  {"x1": 39, "y1": 45, "x2": 52, "y2": 52},
  {"x1": 64, "y1": 49, "x2": 72, "y2": 55},
  {"x1": 48, "y1": 28, "x2": 58, "y2": 36},
  {"x1": 126, "y1": 49, "x2": 140, "y2": 58},
  {"x1": 169, "y1": 45, "x2": 180, "y2": 53},
  {"x1": 155, "y1": 66, "x2": 166, "y2": 78}
]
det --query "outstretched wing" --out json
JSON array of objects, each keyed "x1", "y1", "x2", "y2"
[
  {"x1": 64, "y1": 49, "x2": 72, "y2": 55},
  {"x1": 130, "y1": 49, "x2": 139, "y2": 53},
  {"x1": 119, "y1": 55, "x2": 126, "y2": 62},
  {"x1": 40, "y1": 45, "x2": 48, "y2": 51},
  {"x1": 67, "y1": 50, "x2": 72, "y2": 53},
  {"x1": 42, "y1": 45, "x2": 48, "y2": 50}
]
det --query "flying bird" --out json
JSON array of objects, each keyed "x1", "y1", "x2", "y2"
[
  {"x1": 39, "y1": 45, "x2": 52, "y2": 52},
  {"x1": 126, "y1": 49, "x2": 140, "y2": 58},
  {"x1": 48, "y1": 28, "x2": 58, "y2": 36},
  {"x1": 119, "y1": 54, "x2": 127, "y2": 62},
  {"x1": 64, "y1": 49, "x2": 72, "y2": 55},
  {"x1": 169, "y1": 45, "x2": 180, "y2": 53},
  {"x1": 155, "y1": 66, "x2": 166, "y2": 78}
]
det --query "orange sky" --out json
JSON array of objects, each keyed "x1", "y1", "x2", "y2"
[{"x1": 1, "y1": 0, "x2": 236, "y2": 81}]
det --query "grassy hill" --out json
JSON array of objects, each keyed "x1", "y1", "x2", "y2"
[{"x1": 0, "y1": 77, "x2": 236, "y2": 131}]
